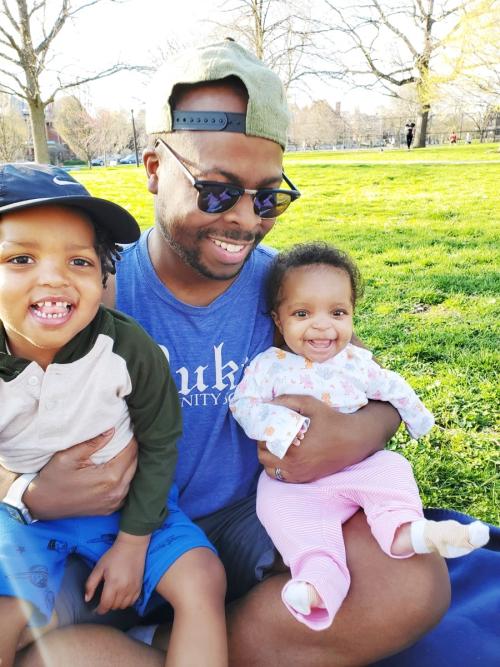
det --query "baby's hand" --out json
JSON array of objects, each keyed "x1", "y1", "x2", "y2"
[
  {"x1": 291, "y1": 423, "x2": 308, "y2": 447},
  {"x1": 85, "y1": 531, "x2": 150, "y2": 614}
]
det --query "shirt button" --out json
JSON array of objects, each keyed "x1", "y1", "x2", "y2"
[
  {"x1": 28, "y1": 376, "x2": 39, "y2": 386},
  {"x1": 45, "y1": 400, "x2": 56, "y2": 410}
]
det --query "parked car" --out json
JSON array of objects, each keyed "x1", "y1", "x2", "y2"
[
  {"x1": 91, "y1": 157, "x2": 104, "y2": 166},
  {"x1": 118, "y1": 154, "x2": 139, "y2": 165}
]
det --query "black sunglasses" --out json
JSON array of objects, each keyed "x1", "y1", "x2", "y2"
[{"x1": 155, "y1": 138, "x2": 300, "y2": 219}]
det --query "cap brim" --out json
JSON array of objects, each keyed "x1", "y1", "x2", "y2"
[{"x1": 0, "y1": 195, "x2": 140, "y2": 244}]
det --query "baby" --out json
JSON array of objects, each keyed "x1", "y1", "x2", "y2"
[
  {"x1": 230, "y1": 241, "x2": 489, "y2": 631},
  {"x1": 0, "y1": 163, "x2": 226, "y2": 667}
]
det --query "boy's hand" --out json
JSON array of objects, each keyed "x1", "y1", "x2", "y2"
[
  {"x1": 22, "y1": 433, "x2": 138, "y2": 520},
  {"x1": 85, "y1": 532, "x2": 149, "y2": 615}
]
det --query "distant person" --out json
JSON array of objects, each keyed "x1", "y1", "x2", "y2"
[
  {"x1": 0, "y1": 163, "x2": 227, "y2": 667},
  {"x1": 465, "y1": 132, "x2": 472, "y2": 144},
  {"x1": 450, "y1": 132, "x2": 458, "y2": 144},
  {"x1": 405, "y1": 121, "x2": 416, "y2": 149},
  {"x1": 230, "y1": 242, "x2": 489, "y2": 631}
]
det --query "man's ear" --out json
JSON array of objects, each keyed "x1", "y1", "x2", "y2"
[{"x1": 144, "y1": 149, "x2": 159, "y2": 194}]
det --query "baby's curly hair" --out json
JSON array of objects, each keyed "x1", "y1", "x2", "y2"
[{"x1": 266, "y1": 242, "x2": 363, "y2": 311}]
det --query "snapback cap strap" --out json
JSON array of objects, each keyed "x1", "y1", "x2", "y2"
[{"x1": 172, "y1": 110, "x2": 246, "y2": 133}]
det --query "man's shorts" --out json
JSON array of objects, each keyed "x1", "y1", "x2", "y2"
[
  {"x1": 48, "y1": 492, "x2": 276, "y2": 628},
  {"x1": 0, "y1": 486, "x2": 215, "y2": 626},
  {"x1": 196, "y1": 491, "x2": 277, "y2": 602}
]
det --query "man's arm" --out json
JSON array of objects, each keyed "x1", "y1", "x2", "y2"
[
  {"x1": 19, "y1": 433, "x2": 137, "y2": 520},
  {"x1": 258, "y1": 397, "x2": 401, "y2": 483}
]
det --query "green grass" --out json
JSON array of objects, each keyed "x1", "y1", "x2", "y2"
[
  {"x1": 286, "y1": 142, "x2": 500, "y2": 163},
  {"x1": 76, "y1": 143, "x2": 499, "y2": 524}
]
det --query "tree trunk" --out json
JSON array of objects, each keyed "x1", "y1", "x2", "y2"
[
  {"x1": 417, "y1": 105, "x2": 430, "y2": 148},
  {"x1": 28, "y1": 98, "x2": 49, "y2": 164}
]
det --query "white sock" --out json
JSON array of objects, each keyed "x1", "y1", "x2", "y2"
[
  {"x1": 411, "y1": 519, "x2": 489, "y2": 558},
  {"x1": 283, "y1": 581, "x2": 325, "y2": 615}
]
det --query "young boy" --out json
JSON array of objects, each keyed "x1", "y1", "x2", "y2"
[{"x1": 0, "y1": 163, "x2": 227, "y2": 667}]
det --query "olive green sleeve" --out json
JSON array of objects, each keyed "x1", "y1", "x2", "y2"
[{"x1": 111, "y1": 310, "x2": 180, "y2": 536}]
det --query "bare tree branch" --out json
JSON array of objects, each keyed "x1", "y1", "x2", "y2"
[
  {"x1": 371, "y1": 0, "x2": 418, "y2": 57},
  {"x1": 316, "y1": 0, "x2": 497, "y2": 146},
  {"x1": 0, "y1": 65, "x2": 25, "y2": 90},
  {"x1": 35, "y1": 0, "x2": 70, "y2": 56},
  {"x1": 1, "y1": 0, "x2": 20, "y2": 32},
  {"x1": 45, "y1": 64, "x2": 146, "y2": 105},
  {"x1": 0, "y1": 0, "x2": 139, "y2": 162}
]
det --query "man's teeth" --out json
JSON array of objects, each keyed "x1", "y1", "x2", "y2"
[{"x1": 212, "y1": 239, "x2": 245, "y2": 253}]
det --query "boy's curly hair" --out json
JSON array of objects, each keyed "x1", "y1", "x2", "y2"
[
  {"x1": 266, "y1": 242, "x2": 364, "y2": 311},
  {"x1": 92, "y1": 223, "x2": 122, "y2": 287}
]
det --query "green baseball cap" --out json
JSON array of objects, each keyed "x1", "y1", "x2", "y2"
[{"x1": 146, "y1": 39, "x2": 289, "y2": 149}]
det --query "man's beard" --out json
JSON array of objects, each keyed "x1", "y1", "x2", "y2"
[{"x1": 159, "y1": 222, "x2": 263, "y2": 281}]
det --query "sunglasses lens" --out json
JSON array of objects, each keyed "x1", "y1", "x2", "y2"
[
  {"x1": 197, "y1": 184, "x2": 241, "y2": 214},
  {"x1": 254, "y1": 191, "x2": 292, "y2": 218}
]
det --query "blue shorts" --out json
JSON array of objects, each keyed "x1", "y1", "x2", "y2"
[
  {"x1": 45, "y1": 491, "x2": 276, "y2": 629},
  {"x1": 0, "y1": 486, "x2": 215, "y2": 626}
]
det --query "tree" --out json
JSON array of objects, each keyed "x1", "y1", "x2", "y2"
[
  {"x1": 321, "y1": 0, "x2": 498, "y2": 147},
  {"x1": 94, "y1": 108, "x2": 131, "y2": 163},
  {"x1": 439, "y1": 0, "x2": 500, "y2": 99},
  {"x1": 53, "y1": 95, "x2": 96, "y2": 165},
  {"x1": 290, "y1": 100, "x2": 344, "y2": 148},
  {"x1": 216, "y1": 1, "x2": 328, "y2": 92},
  {"x1": 0, "y1": 0, "x2": 134, "y2": 163},
  {"x1": 0, "y1": 108, "x2": 28, "y2": 160}
]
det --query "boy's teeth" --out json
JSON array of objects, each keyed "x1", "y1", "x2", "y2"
[
  {"x1": 33, "y1": 311, "x2": 66, "y2": 319},
  {"x1": 32, "y1": 301, "x2": 72, "y2": 319},
  {"x1": 35, "y1": 301, "x2": 70, "y2": 308}
]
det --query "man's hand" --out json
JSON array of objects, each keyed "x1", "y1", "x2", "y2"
[
  {"x1": 24, "y1": 432, "x2": 138, "y2": 520},
  {"x1": 258, "y1": 394, "x2": 401, "y2": 483},
  {"x1": 85, "y1": 532, "x2": 149, "y2": 615}
]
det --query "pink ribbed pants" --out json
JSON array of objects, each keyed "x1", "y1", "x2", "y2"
[{"x1": 256, "y1": 450, "x2": 424, "y2": 631}]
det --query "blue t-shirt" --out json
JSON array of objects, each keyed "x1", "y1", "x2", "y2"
[{"x1": 116, "y1": 230, "x2": 275, "y2": 519}]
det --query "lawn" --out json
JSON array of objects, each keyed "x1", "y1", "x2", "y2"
[{"x1": 76, "y1": 143, "x2": 499, "y2": 524}]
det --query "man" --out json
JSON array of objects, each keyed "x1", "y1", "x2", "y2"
[{"x1": 5, "y1": 40, "x2": 449, "y2": 666}]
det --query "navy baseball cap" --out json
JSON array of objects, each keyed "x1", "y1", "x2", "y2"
[{"x1": 0, "y1": 163, "x2": 140, "y2": 243}]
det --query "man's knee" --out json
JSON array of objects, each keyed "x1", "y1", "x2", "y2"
[
  {"x1": 395, "y1": 552, "x2": 450, "y2": 639},
  {"x1": 341, "y1": 511, "x2": 450, "y2": 658}
]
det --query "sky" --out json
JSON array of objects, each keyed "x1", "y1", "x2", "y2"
[{"x1": 36, "y1": 0, "x2": 388, "y2": 115}]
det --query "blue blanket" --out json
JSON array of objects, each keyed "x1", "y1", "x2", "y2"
[{"x1": 374, "y1": 509, "x2": 500, "y2": 666}]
